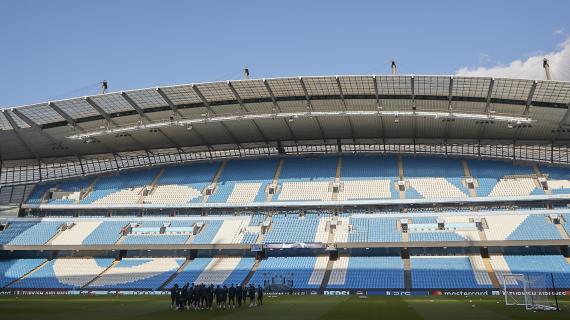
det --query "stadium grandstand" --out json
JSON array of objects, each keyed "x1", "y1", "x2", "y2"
[{"x1": 1, "y1": 74, "x2": 570, "y2": 298}]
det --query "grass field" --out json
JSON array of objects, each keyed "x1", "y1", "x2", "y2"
[{"x1": 1, "y1": 295, "x2": 569, "y2": 320}]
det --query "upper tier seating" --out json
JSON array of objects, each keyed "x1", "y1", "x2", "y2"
[
  {"x1": 339, "y1": 156, "x2": 398, "y2": 200},
  {"x1": 145, "y1": 163, "x2": 220, "y2": 204},
  {"x1": 411, "y1": 256, "x2": 493, "y2": 289},
  {"x1": 540, "y1": 165, "x2": 570, "y2": 195},
  {"x1": 48, "y1": 178, "x2": 94, "y2": 204},
  {"x1": 11, "y1": 258, "x2": 114, "y2": 289},
  {"x1": 81, "y1": 169, "x2": 159, "y2": 204},
  {"x1": 403, "y1": 157, "x2": 469, "y2": 199},
  {"x1": 0, "y1": 259, "x2": 46, "y2": 287},
  {"x1": 23, "y1": 157, "x2": 570, "y2": 207},
  {"x1": 248, "y1": 256, "x2": 322, "y2": 289},
  {"x1": 467, "y1": 160, "x2": 538, "y2": 197},
  {"x1": 26, "y1": 185, "x2": 50, "y2": 205},
  {"x1": 275, "y1": 157, "x2": 337, "y2": 201},
  {"x1": 208, "y1": 159, "x2": 277, "y2": 203},
  {"x1": 327, "y1": 256, "x2": 404, "y2": 289},
  {"x1": 87, "y1": 258, "x2": 184, "y2": 290},
  {"x1": 491, "y1": 255, "x2": 570, "y2": 289}
]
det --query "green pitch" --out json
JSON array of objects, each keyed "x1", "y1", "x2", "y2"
[{"x1": 0, "y1": 295, "x2": 569, "y2": 320}]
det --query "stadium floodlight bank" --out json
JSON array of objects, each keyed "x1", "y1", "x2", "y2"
[{"x1": 502, "y1": 274, "x2": 559, "y2": 311}]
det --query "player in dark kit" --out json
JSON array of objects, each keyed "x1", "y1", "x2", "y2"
[
  {"x1": 207, "y1": 284, "x2": 214, "y2": 310},
  {"x1": 236, "y1": 284, "x2": 243, "y2": 308},
  {"x1": 221, "y1": 285, "x2": 229, "y2": 309},
  {"x1": 248, "y1": 284, "x2": 256, "y2": 307},
  {"x1": 179, "y1": 283, "x2": 189, "y2": 310},
  {"x1": 170, "y1": 284, "x2": 179, "y2": 309},
  {"x1": 228, "y1": 284, "x2": 236, "y2": 308},
  {"x1": 257, "y1": 285, "x2": 263, "y2": 306},
  {"x1": 215, "y1": 285, "x2": 222, "y2": 309}
]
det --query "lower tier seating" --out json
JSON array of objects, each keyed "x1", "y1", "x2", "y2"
[
  {"x1": 87, "y1": 258, "x2": 184, "y2": 290},
  {"x1": 327, "y1": 256, "x2": 404, "y2": 289}
]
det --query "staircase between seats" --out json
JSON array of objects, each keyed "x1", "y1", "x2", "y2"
[
  {"x1": 4, "y1": 259, "x2": 50, "y2": 288},
  {"x1": 159, "y1": 258, "x2": 192, "y2": 290},
  {"x1": 202, "y1": 161, "x2": 227, "y2": 203},
  {"x1": 319, "y1": 259, "x2": 334, "y2": 291},
  {"x1": 82, "y1": 259, "x2": 121, "y2": 289}
]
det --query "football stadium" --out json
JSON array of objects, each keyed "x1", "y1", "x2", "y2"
[
  {"x1": 1, "y1": 73, "x2": 570, "y2": 318},
  {"x1": 2, "y1": 1, "x2": 570, "y2": 319}
]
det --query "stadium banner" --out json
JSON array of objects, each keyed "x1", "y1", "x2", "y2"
[
  {"x1": 430, "y1": 290, "x2": 497, "y2": 296},
  {"x1": 264, "y1": 242, "x2": 325, "y2": 249},
  {"x1": 0, "y1": 289, "x2": 169, "y2": 296}
]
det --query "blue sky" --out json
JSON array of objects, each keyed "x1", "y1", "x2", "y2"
[{"x1": 1, "y1": 0, "x2": 569, "y2": 107}]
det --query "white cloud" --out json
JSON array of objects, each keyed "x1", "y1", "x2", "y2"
[
  {"x1": 554, "y1": 28, "x2": 565, "y2": 35},
  {"x1": 455, "y1": 39, "x2": 570, "y2": 81}
]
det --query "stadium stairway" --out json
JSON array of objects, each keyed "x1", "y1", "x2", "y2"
[
  {"x1": 266, "y1": 159, "x2": 284, "y2": 202},
  {"x1": 319, "y1": 259, "x2": 334, "y2": 292},
  {"x1": 79, "y1": 176, "x2": 101, "y2": 202},
  {"x1": 81, "y1": 259, "x2": 120, "y2": 289},
  {"x1": 147, "y1": 168, "x2": 165, "y2": 195},
  {"x1": 462, "y1": 160, "x2": 478, "y2": 197},
  {"x1": 4, "y1": 259, "x2": 50, "y2": 288},
  {"x1": 202, "y1": 161, "x2": 227, "y2": 203},
  {"x1": 403, "y1": 258, "x2": 411, "y2": 291},
  {"x1": 482, "y1": 257, "x2": 500, "y2": 288},
  {"x1": 555, "y1": 223, "x2": 570, "y2": 239},
  {"x1": 159, "y1": 258, "x2": 192, "y2": 290},
  {"x1": 331, "y1": 158, "x2": 342, "y2": 201},
  {"x1": 397, "y1": 156, "x2": 406, "y2": 199},
  {"x1": 242, "y1": 259, "x2": 260, "y2": 286},
  {"x1": 44, "y1": 226, "x2": 66, "y2": 245}
]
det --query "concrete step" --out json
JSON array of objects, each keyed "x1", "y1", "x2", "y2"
[
  {"x1": 266, "y1": 159, "x2": 285, "y2": 202},
  {"x1": 242, "y1": 259, "x2": 261, "y2": 286},
  {"x1": 482, "y1": 257, "x2": 500, "y2": 289},
  {"x1": 202, "y1": 160, "x2": 228, "y2": 203},
  {"x1": 555, "y1": 224, "x2": 570, "y2": 240},
  {"x1": 319, "y1": 259, "x2": 335, "y2": 292},
  {"x1": 159, "y1": 258, "x2": 192, "y2": 290},
  {"x1": 82, "y1": 259, "x2": 121, "y2": 289},
  {"x1": 403, "y1": 258, "x2": 411, "y2": 291}
]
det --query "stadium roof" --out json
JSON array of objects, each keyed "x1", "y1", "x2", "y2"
[{"x1": 1, "y1": 75, "x2": 570, "y2": 162}]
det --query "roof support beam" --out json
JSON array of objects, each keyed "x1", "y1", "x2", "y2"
[
  {"x1": 444, "y1": 76, "x2": 454, "y2": 140},
  {"x1": 11, "y1": 109, "x2": 59, "y2": 144},
  {"x1": 84, "y1": 97, "x2": 113, "y2": 123},
  {"x1": 479, "y1": 78, "x2": 496, "y2": 140},
  {"x1": 227, "y1": 81, "x2": 270, "y2": 143},
  {"x1": 121, "y1": 92, "x2": 180, "y2": 148},
  {"x1": 554, "y1": 101, "x2": 570, "y2": 141},
  {"x1": 514, "y1": 81, "x2": 538, "y2": 140},
  {"x1": 155, "y1": 88, "x2": 209, "y2": 147},
  {"x1": 523, "y1": 81, "x2": 537, "y2": 116},
  {"x1": 192, "y1": 84, "x2": 241, "y2": 147},
  {"x1": 263, "y1": 80, "x2": 297, "y2": 141},
  {"x1": 156, "y1": 88, "x2": 182, "y2": 117},
  {"x1": 373, "y1": 75, "x2": 386, "y2": 141},
  {"x1": 2, "y1": 111, "x2": 41, "y2": 161},
  {"x1": 49, "y1": 102, "x2": 117, "y2": 155},
  {"x1": 49, "y1": 102, "x2": 76, "y2": 127},
  {"x1": 484, "y1": 78, "x2": 495, "y2": 114},
  {"x1": 411, "y1": 76, "x2": 417, "y2": 140},
  {"x1": 85, "y1": 97, "x2": 148, "y2": 152},
  {"x1": 336, "y1": 76, "x2": 355, "y2": 139},
  {"x1": 299, "y1": 77, "x2": 326, "y2": 141}
]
